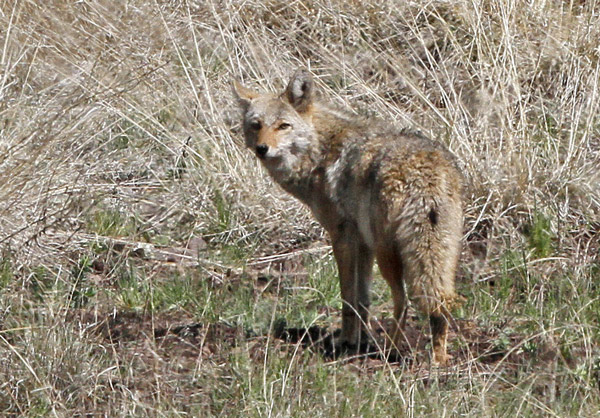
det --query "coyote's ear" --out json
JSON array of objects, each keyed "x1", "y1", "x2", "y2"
[
  {"x1": 233, "y1": 79, "x2": 259, "y2": 108},
  {"x1": 284, "y1": 69, "x2": 313, "y2": 113}
]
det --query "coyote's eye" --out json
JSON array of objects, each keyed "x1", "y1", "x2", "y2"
[
  {"x1": 277, "y1": 122, "x2": 292, "y2": 130},
  {"x1": 249, "y1": 120, "x2": 262, "y2": 131}
]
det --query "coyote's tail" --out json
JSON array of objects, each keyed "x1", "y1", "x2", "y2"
[{"x1": 394, "y1": 197, "x2": 461, "y2": 315}]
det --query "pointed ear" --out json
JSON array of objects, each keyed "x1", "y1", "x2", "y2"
[
  {"x1": 283, "y1": 69, "x2": 314, "y2": 113},
  {"x1": 232, "y1": 79, "x2": 259, "y2": 108}
]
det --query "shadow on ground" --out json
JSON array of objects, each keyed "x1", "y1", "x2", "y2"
[{"x1": 89, "y1": 310, "x2": 559, "y2": 370}]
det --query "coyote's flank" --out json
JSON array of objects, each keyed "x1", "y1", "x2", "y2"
[{"x1": 233, "y1": 69, "x2": 463, "y2": 364}]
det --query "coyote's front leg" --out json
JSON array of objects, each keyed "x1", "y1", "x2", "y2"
[{"x1": 330, "y1": 221, "x2": 374, "y2": 349}]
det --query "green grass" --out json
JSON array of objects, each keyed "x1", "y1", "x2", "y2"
[
  {"x1": 526, "y1": 211, "x2": 555, "y2": 259},
  {"x1": 88, "y1": 208, "x2": 138, "y2": 238},
  {"x1": 1, "y1": 246, "x2": 599, "y2": 415}
]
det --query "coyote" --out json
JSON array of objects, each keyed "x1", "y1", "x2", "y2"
[{"x1": 233, "y1": 69, "x2": 463, "y2": 363}]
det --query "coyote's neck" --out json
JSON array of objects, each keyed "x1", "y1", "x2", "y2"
[{"x1": 268, "y1": 141, "x2": 322, "y2": 205}]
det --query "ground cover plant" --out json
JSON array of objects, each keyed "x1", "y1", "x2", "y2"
[{"x1": 1, "y1": 0, "x2": 599, "y2": 416}]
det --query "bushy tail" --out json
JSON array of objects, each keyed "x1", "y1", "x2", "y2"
[{"x1": 395, "y1": 199, "x2": 462, "y2": 315}]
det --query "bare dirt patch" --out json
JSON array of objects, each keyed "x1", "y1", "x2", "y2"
[{"x1": 85, "y1": 308, "x2": 560, "y2": 378}]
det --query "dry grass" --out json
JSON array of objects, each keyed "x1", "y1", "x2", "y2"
[{"x1": 1, "y1": 0, "x2": 599, "y2": 416}]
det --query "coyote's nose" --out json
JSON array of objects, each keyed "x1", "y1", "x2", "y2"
[{"x1": 256, "y1": 144, "x2": 269, "y2": 158}]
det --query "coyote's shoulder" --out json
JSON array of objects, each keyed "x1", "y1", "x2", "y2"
[{"x1": 234, "y1": 69, "x2": 463, "y2": 364}]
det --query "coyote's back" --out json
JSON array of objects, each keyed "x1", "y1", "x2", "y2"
[{"x1": 234, "y1": 69, "x2": 463, "y2": 364}]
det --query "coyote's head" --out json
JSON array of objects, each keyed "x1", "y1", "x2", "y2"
[{"x1": 233, "y1": 70, "x2": 316, "y2": 172}]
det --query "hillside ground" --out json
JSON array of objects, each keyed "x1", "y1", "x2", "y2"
[{"x1": 1, "y1": 0, "x2": 599, "y2": 416}]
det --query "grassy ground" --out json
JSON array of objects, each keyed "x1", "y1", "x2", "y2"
[{"x1": 1, "y1": 0, "x2": 599, "y2": 416}]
